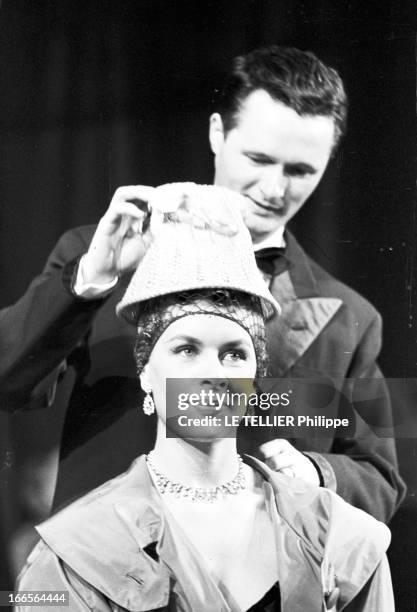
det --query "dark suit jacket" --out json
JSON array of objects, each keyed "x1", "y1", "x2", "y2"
[{"x1": 0, "y1": 226, "x2": 406, "y2": 520}]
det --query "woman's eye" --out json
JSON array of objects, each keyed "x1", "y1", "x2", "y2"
[
  {"x1": 222, "y1": 350, "x2": 246, "y2": 363},
  {"x1": 174, "y1": 345, "x2": 196, "y2": 357}
]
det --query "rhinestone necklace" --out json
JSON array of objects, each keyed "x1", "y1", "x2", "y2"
[{"x1": 146, "y1": 451, "x2": 246, "y2": 503}]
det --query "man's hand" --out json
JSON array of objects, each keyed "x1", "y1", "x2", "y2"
[
  {"x1": 82, "y1": 186, "x2": 156, "y2": 285},
  {"x1": 259, "y1": 439, "x2": 321, "y2": 486},
  {"x1": 82, "y1": 182, "x2": 245, "y2": 286}
]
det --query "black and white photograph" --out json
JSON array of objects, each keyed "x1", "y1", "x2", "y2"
[{"x1": 0, "y1": 1, "x2": 416, "y2": 610}]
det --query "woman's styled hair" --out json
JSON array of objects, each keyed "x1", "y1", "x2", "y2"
[{"x1": 133, "y1": 287, "x2": 269, "y2": 378}]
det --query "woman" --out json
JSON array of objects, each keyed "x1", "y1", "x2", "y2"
[{"x1": 17, "y1": 184, "x2": 393, "y2": 611}]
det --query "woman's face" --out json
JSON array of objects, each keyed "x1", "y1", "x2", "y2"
[{"x1": 140, "y1": 312, "x2": 258, "y2": 439}]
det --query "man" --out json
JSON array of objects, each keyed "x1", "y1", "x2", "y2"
[{"x1": 0, "y1": 46, "x2": 405, "y2": 521}]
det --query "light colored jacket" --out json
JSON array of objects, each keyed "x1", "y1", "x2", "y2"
[{"x1": 17, "y1": 455, "x2": 394, "y2": 611}]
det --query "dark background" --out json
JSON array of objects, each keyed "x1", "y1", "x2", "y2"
[{"x1": 0, "y1": 0, "x2": 416, "y2": 608}]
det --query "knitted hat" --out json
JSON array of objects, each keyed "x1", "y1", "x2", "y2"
[{"x1": 116, "y1": 183, "x2": 281, "y2": 323}]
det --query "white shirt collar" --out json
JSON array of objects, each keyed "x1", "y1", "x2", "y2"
[{"x1": 253, "y1": 225, "x2": 286, "y2": 252}]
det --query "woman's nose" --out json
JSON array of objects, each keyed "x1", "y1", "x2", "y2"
[
  {"x1": 196, "y1": 354, "x2": 229, "y2": 388},
  {"x1": 200, "y1": 377, "x2": 229, "y2": 392}
]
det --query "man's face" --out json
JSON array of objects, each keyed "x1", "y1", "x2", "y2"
[{"x1": 210, "y1": 89, "x2": 335, "y2": 243}]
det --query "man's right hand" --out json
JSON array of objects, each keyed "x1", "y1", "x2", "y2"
[
  {"x1": 82, "y1": 182, "x2": 244, "y2": 287},
  {"x1": 82, "y1": 185, "x2": 156, "y2": 285}
]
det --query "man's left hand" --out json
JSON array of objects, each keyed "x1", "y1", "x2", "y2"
[{"x1": 259, "y1": 439, "x2": 321, "y2": 486}]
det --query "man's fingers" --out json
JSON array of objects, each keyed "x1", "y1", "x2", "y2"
[
  {"x1": 106, "y1": 201, "x2": 147, "y2": 221},
  {"x1": 110, "y1": 185, "x2": 156, "y2": 207},
  {"x1": 260, "y1": 440, "x2": 321, "y2": 485},
  {"x1": 98, "y1": 202, "x2": 148, "y2": 237},
  {"x1": 260, "y1": 439, "x2": 299, "y2": 476},
  {"x1": 129, "y1": 218, "x2": 143, "y2": 235},
  {"x1": 259, "y1": 439, "x2": 291, "y2": 459},
  {"x1": 263, "y1": 453, "x2": 295, "y2": 472},
  {"x1": 280, "y1": 466, "x2": 296, "y2": 478}
]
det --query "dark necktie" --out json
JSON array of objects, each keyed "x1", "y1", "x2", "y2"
[{"x1": 255, "y1": 247, "x2": 287, "y2": 276}]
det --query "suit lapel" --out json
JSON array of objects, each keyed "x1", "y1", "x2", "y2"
[{"x1": 266, "y1": 233, "x2": 342, "y2": 376}]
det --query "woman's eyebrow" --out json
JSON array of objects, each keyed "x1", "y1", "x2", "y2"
[
  {"x1": 166, "y1": 335, "x2": 202, "y2": 345},
  {"x1": 221, "y1": 339, "x2": 252, "y2": 349}
]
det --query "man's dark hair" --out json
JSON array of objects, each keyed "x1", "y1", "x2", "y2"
[{"x1": 215, "y1": 45, "x2": 348, "y2": 149}]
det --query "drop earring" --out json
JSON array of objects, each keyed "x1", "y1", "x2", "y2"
[{"x1": 143, "y1": 391, "x2": 155, "y2": 416}]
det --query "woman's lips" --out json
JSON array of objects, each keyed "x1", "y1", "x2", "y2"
[{"x1": 193, "y1": 404, "x2": 223, "y2": 415}]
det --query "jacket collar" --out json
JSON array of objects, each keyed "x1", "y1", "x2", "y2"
[
  {"x1": 266, "y1": 231, "x2": 343, "y2": 376},
  {"x1": 245, "y1": 457, "x2": 391, "y2": 611},
  {"x1": 38, "y1": 457, "x2": 170, "y2": 610}
]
